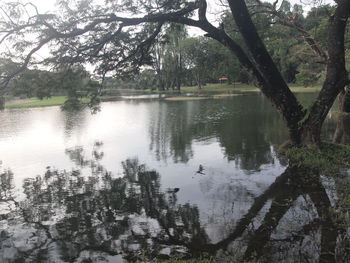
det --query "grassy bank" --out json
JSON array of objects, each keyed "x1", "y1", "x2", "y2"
[
  {"x1": 167, "y1": 83, "x2": 319, "y2": 94},
  {"x1": 103, "y1": 83, "x2": 320, "y2": 96},
  {"x1": 182, "y1": 83, "x2": 259, "y2": 93},
  {"x1": 279, "y1": 141, "x2": 350, "y2": 173},
  {"x1": 5, "y1": 84, "x2": 321, "y2": 109},
  {"x1": 6, "y1": 96, "x2": 68, "y2": 109},
  {"x1": 5, "y1": 96, "x2": 90, "y2": 109}
]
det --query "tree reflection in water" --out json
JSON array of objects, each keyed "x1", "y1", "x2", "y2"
[
  {"x1": 0, "y1": 145, "x2": 349, "y2": 262},
  {"x1": 148, "y1": 97, "x2": 287, "y2": 170}
]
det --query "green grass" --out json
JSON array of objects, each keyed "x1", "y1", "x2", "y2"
[
  {"x1": 279, "y1": 141, "x2": 350, "y2": 173},
  {"x1": 181, "y1": 83, "x2": 259, "y2": 93},
  {"x1": 181, "y1": 83, "x2": 321, "y2": 94},
  {"x1": 6, "y1": 96, "x2": 89, "y2": 109},
  {"x1": 168, "y1": 83, "x2": 320, "y2": 94},
  {"x1": 103, "y1": 88, "x2": 157, "y2": 95},
  {"x1": 289, "y1": 85, "x2": 322, "y2": 93}
]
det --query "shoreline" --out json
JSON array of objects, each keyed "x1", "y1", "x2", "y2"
[{"x1": 4, "y1": 84, "x2": 321, "y2": 109}]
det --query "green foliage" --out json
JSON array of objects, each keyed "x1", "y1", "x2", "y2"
[
  {"x1": 136, "y1": 69, "x2": 157, "y2": 90},
  {"x1": 296, "y1": 68, "x2": 320, "y2": 87},
  {"x1": 304, "y1": 5, "x2": 334, "y2": 31},
  {"x1": 181, "y1": 37, "x2": 242, "y2": 86},
  {"x1": 56, "y1": 65, "x2": 101, "y2": 101},
  {"x1": 12, "y1": 70, "x2": 55, "y2": 99},
  {"x1": 182, "y1": 37, "x2": 208, "y2": 88},
  {"x1": 265, "y1": 23, "x2": 300, "y2": 83},
  {"x1": 0, "y1": 58, "x2": 101, "y2": 109},
  {"x1": 279, "y1": 142, "x2": 350, "y2": 173},
  {"x1": 217, "y1": 0, "x2": 329, "y2": 85},
  {"x1": 149, "y1": 23, "x2": 188, "y2": 91},
  {"x1": 61, "y1": 98, "x2": 84, "y2": 111}
]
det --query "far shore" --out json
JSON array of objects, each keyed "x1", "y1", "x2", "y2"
[{"x1": 4, "y1": 83, "x2": 321, "y2": 109}]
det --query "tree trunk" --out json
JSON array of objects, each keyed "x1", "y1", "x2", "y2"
[
  {"x1": 175, "y1": 74, "x2": 181, "y2": 91},
  {"x1": 339, "y1": 87, "x2": 350, "y2": 113},
  {"x1": 333, "y1": 113, "x2": 350, "y2": 144},
  {"x1": 333, "y1": 88, "x2": 350, "y2": 144},
  {"x1": 0, "y1": 96, "x2": 4, "y2": 110},
  {"x1": 224, "y1": 0, "x2": 350, "y2": 147},
  {"x1": 298, "y1": 80, "x2": 348, "y2": 147},
  {"x1": 299, "y1": 1, "x2": 350, "y2": 146},
  {"x1": 196, "y1": 71, "x2": 202, "y2": 89},
  {"x1": 175, "y1": 53, "x2": 182, "y2": 92},
  {"x1": 156, "y1": 69, "x2": 165, "y2": 91},
  {"x1": 227, "y1": 0, "x2": 305, "y2": 145}
]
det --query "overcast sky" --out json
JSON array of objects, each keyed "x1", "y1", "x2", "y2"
[
  {"x1": 14, "y1": 0, "x2": 335, "y2": 15},
  {"x1": 17, "y1": 0, "x2": 333, "y2": 37}
]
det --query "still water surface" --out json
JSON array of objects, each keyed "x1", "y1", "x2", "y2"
[{"x1": 0, "y1": 93, "x2": 348, "y2": 262}]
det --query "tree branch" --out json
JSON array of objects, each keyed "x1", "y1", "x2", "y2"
[
  {"x1": 248, "y1": 0, "x2": 328, "y2": 63},
  {"x1": 0, "y1": 37, "x2": 52, "y2": 88}
]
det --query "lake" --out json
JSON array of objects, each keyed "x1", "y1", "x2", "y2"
[{"x1": 0, "y1": 93, "x2": 348, "y2": 263}]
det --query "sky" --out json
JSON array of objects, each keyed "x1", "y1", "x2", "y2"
[{"x1": 13, "y1": 0, "x2": 335, "y2": 16}]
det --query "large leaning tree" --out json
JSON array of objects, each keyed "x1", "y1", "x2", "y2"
[{"x1": 0, "y1": 0, "x2": 349, "y2": 147}]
